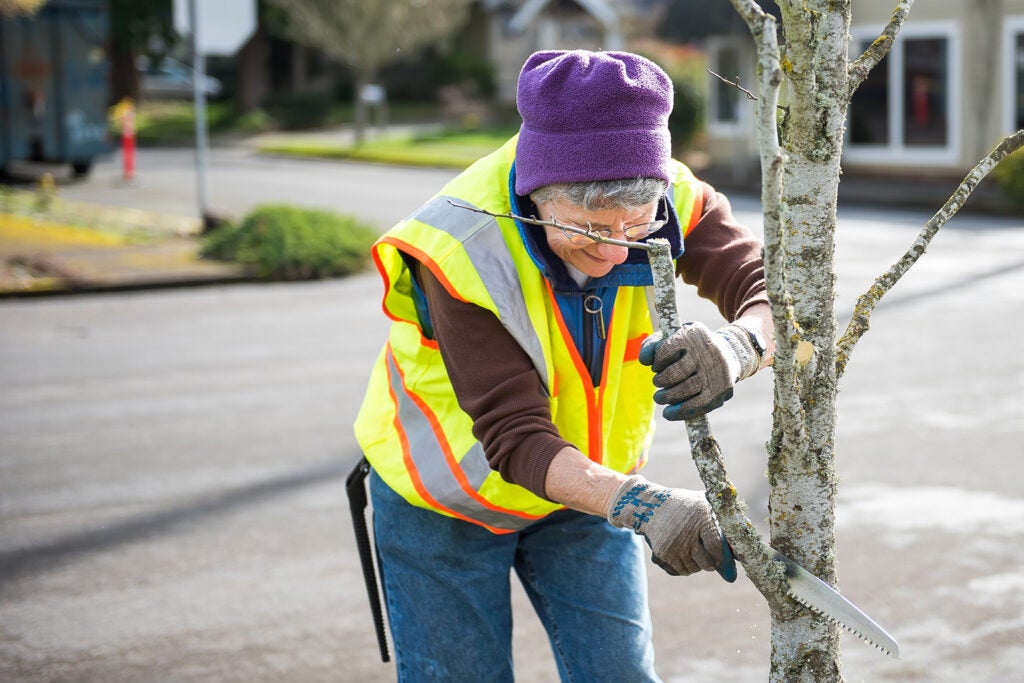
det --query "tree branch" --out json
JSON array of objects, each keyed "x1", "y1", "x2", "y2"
[
  {"x1": 848, "y1": 0, "x2": 915, "y2": 98},
  {"x1": 707, "y1": 68, "x2": 758, "y2": 101},
  {"x1": 707, "y1": 66, "x2": 790, "y2": 120},
  {"x1": 644, "y1": 238, "x2": 778, "y2": 594},
  {"x1": 719, "y1": 0, "x2": 797, "y2": 609},
  {"x1": 836, "y1": 129, "x2": 1024, "y2": 377},
  {"x1": 444, "y1": 200, "x2": 646, "y2": 251}
]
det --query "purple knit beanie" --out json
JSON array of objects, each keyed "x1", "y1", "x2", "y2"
[{"x1": 514, "y1": 50, "x2": 673, "y2": 197}]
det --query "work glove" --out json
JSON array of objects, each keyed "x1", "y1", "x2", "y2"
[
  {"x1": 639, "y1": 322, "x2": 761, "y2": 421},
  {"x1": 606, "y1": 475, "x2": 723, "y2": 576}
]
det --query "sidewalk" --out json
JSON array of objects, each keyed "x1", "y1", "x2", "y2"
[
  {"x1": 0, "y1": 123, "x2": 446, "y2": 297},
  {"x1": 0, "y1": 196, "x2": 248, "y2": 296}
]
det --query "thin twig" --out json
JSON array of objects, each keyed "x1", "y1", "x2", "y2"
[
  {"x1": 445, "y1": 199, "x2": 653, "y2": 251},
  {"x1": 707, "y1": 68, "x2": 758, "y2": 101},
  {"x1": 835, "y1": 129, "x2": 1024, "y2": 377}
]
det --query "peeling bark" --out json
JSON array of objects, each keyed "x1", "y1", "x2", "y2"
[{"x1": 732, "y1": 0, "x2": 853, "y2": 679}]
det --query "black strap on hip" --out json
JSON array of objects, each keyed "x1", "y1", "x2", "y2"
[{"x1": 345, "y1": 456, "x2": 390, "y2": 663}]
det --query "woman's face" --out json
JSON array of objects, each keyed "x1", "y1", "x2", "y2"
[{"x1": 535, "y1": 197, "x2": 661, "y2": 279}]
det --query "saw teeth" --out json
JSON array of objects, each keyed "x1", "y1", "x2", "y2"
[{"x1": 787, "y1": 590, "x2": 898, "y2": 659}]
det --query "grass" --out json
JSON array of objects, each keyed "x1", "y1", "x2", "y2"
[
  {"x1": 112, "y1": 100, "x2": 273, "y2": 144},
  {"x1": 0, "y1": 213, "x2": 129, "y2": 249},
  {"x1": 119, "y1": 99, "x2": 445, "y2": 145},
  {"x1": 0, "y1": 184, "x2": 201, "y2": 240},
  {"x1": 257, "y1": 126, "x2": 519, "y2": 169},
  {"x1": 116, "y1": 99, "x2": 515, "y2": 169}
]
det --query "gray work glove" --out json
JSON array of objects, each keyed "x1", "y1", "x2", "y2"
[
  {"x1": 639, "y1": 322, "x2": 760, "y2": 421},
  {"x1": 606, "y1": 475, "x2": 723, "y2": 576}
]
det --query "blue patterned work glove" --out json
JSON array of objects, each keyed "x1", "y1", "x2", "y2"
[{"x1": 606, "y1": 475, "x2": 723, "y2": 576}]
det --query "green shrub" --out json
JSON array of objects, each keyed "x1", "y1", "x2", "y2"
[
  {"x1": 669, "y1": 76, "x2": 704, "y2": 151},
  {"x1": 201, "y1": 204, "x2": 378, "y2": 280},
  {"x1": 992, "y1": 148, "x2": 1024, "y2": 208}
]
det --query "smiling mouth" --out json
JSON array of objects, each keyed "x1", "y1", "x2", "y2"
[{"x1": 582, "y1": 250, "x2": 609, "y2": 263}]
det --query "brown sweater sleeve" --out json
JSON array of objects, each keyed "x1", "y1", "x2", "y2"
[
  {"x1": 414, "y1": 262, "x2": 574, "y2": 498},
  {"x1": 677, "y1": 182, "x2": 769, "y2": 321}
]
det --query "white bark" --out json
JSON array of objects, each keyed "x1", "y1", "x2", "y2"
[{"x1": 730, "y1": 1, "x2": 855, "y2": 680}]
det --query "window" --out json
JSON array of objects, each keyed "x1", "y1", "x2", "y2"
[
  {"x1": 714, "y1": 44, "x2": 741, "y2": 124},
  {"x1": 847, "y1": 23, "x2": 960, "y2": 165},
  {"x1": 1005, "y1": 16, "x2": 1024, "y2": 134},
  {"x1": 1017, "y1": 32, "x2": 1024, "y2": 130},
  {"x1": 902, "y1": 38, "x2": 948, "y2": 146},
  {"x1": 849, "y1": 42, "x2": 890, "y2": 145},
  {"x1": 706, "y1": 37, "x2": 750, "y2": 135}
]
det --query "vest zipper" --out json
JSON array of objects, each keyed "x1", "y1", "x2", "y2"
[
  {"x1": 584, "y1": 294, "x2": 606, "y2": 340},
  {"x1": 583, "y1": 293, "x2": 605, "y2": 386}
]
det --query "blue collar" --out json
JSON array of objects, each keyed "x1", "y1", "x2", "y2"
[{"x1": 508, "y1": 162, "x2": 685, "y2": 293}]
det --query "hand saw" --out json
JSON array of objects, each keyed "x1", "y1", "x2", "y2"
[{"x1": 716, "y1": 537, "x2": 900, "y2": 657}]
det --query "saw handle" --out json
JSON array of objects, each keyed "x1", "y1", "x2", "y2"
[{"x1": 716, "y1": 532, "x2": 737, "y2": 582}]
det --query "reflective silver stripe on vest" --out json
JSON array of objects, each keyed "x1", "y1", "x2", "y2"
[
  {"x1": 413, "y1": 195, "x2": 549, "y2": 390},
  {"x1": 387, "y1": 349, "x2": 535, "y2": 531}
]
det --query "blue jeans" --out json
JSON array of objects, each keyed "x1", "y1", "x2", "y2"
[{"x1": 370, "y1": 471, "x2": 661, "y2": 682}]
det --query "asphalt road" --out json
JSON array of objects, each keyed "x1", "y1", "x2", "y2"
[
  {"x1": 2, "y1": 147, "x2": 1023, "y2": 681},
  {"x1": 56, "y1": 142, "x2": 460, "y2": 230}
]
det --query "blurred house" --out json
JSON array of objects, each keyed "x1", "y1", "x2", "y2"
[
  {"x1": 696, "y1": 0, "x2": 1024, "y2": 179},
  {"x1": 471, "y1": 0, "x2": 633, "y2": 102},
  {"x1": 229, "y1": 0, "x2": 666, "y2": 116}
]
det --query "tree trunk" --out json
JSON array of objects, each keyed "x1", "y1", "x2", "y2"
[
  {"x1": 236, "y1": 28, "x2": 270, "y2": 113},
  {"x1": 764, "y1": 2, "x2": 851, "y2": 680},
  {"x1": 353, "y1": 70, "x2": 370, "y2": 146},
  {"x1": 109, "y1": 45, "x2": 138, "y2": 105}
]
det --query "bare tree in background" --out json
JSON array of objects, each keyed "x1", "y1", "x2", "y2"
[
  {"x1": 265, "y1": 0, "x2": 475, "y2": 144},
  {"x1": 683, "y1": 1, "x2": 1024, "y2": 680}
]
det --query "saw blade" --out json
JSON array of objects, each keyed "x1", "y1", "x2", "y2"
[{"x1": 768, "y1": 544, "x2": 900, "y2": 659}]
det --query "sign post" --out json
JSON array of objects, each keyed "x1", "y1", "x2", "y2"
[{"x1": 173, "y1": 0, "x2": 256, "y2": 224}]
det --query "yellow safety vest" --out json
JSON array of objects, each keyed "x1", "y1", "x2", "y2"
[{"x1": 354, "y1": 136, "x2": 704, "y2": 533}]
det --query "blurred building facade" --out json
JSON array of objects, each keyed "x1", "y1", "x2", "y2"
[{"x1": 701, "y1": 0, "x2": 1024, "y2": 178}]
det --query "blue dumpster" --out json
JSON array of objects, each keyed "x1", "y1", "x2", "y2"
[{"x1": 0, "y1": 0, "x2": 112, "y2": 177}]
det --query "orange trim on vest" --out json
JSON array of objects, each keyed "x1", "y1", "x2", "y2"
[
  {"x1": 544, "y1": 279, "x2": 604, "y2": 465},
  {"x1": 386, "y1": 346, "x2": 520, "y2": 534},
  {"x1": 624, "y1": 334, "x2": 646, "y2": 362},
  {"x1": 682, "y1": 183, "x2": 705, "y2": 237},
  {"x1": 391, "y1": 344, "x2": 544, "y2": 526},
  {"x1": 370, "y1": 243, "x2": 399, "y2": 323},
  {"x1": 379, "y1": 236, "x2": 473, "y2": 304}
]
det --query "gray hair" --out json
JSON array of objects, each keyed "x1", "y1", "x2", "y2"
[{"x1": 530, "y1": 177, "x2": 668, "y2": 212}]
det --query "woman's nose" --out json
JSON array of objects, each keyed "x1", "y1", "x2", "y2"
[{"x1": 595, "y1": 239, "x2": 629, "y2": 263}]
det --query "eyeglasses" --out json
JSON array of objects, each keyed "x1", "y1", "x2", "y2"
[{"x1": 555, "y1": 217, "x2": 667, "y2": 244}]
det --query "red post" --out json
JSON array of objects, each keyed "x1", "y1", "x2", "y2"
[{"x1": 120, "y1": 98, "x2": 136, "y2": 182}]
